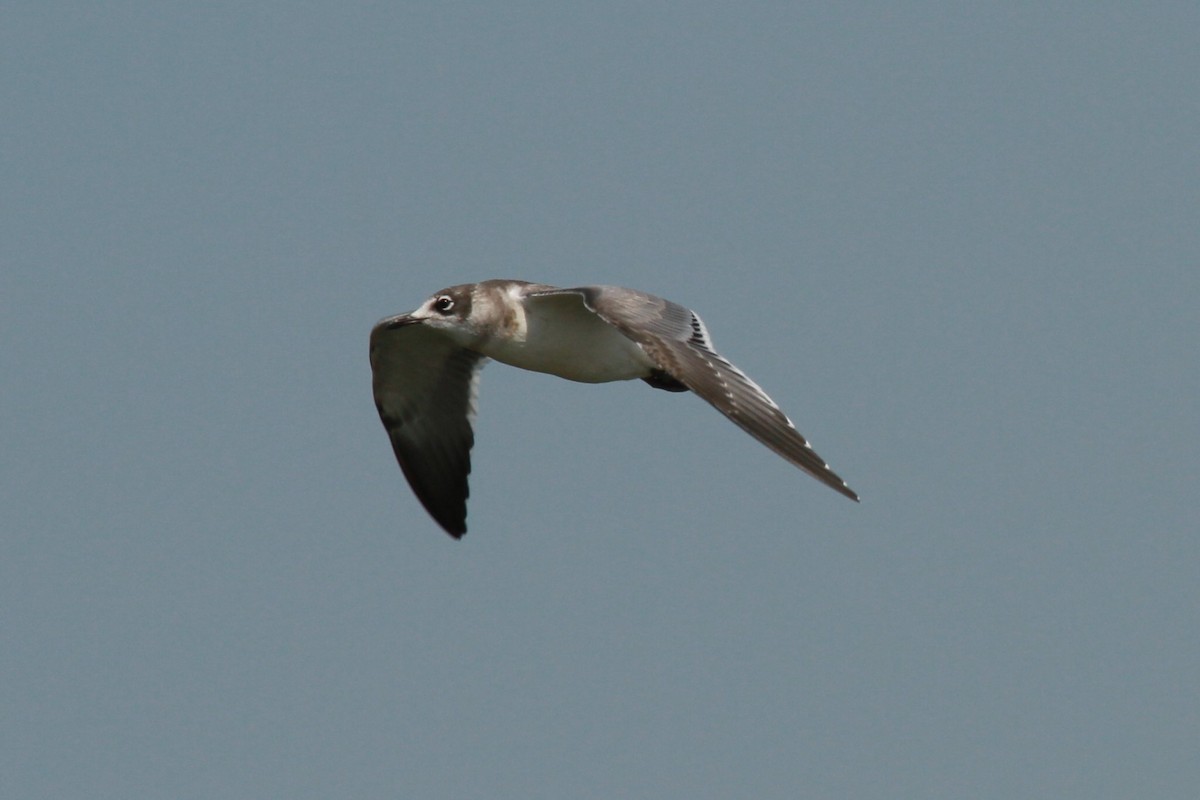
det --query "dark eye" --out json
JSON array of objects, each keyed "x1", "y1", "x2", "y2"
[{"x1": 433, "y1": 295, "x2": 454, "y2": 314}]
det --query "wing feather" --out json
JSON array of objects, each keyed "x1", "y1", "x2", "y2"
[
  {"x1": 370, "y1": 318, "x2": 487, "y2": 537},
  {"x1": 538, "y1": 286, "x2": 859, "y2": 501}
]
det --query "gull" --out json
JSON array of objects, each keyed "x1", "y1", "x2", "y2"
[{"x1": 370, "y1": 280, "x2": 858, "y2": 538}]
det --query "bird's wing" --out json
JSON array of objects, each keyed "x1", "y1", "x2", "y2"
[
  {"x1": 370, "y1": 317, "x2": 487, "y2": 537},
  {"x1": 530, "y1": 286, "x2": 859, "y2": 501}
]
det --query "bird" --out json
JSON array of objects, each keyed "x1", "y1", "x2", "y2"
[{"x1": 370, "y1": 279, "x2": 858, "y2": 538}]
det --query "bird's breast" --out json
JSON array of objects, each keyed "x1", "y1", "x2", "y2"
[{"x1": 480, "y1": 305, "x2": 655, "y2": 383}]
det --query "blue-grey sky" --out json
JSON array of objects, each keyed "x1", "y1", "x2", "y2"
[{"x1": 4, "y1": 4, "x2": 1198, "y2": 798}]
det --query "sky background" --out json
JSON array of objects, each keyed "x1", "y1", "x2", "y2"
[{"x1": 3, "y1": 3, "x2": 1198, "y2": 798}]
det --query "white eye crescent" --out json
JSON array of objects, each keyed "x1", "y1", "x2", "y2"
[{"x1": 433, "y1": 295, "x2": 454, "y2": 314}]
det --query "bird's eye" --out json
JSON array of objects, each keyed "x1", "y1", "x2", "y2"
[{"x1": 433, "y1": 296, "x2": 455, "y2": 314}]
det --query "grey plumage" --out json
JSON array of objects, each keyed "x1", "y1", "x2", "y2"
[{"x1": 539, "y1": 286, "x2": 860, "y2": 503}]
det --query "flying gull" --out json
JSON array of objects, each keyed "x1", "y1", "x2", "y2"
[{"x1": 370, "y1": 280, "x2": 858, "y2": 538}]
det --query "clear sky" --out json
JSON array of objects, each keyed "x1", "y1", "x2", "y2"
[{"x1": 3, "y1": 4, "x2": 1198, "y2": 798}]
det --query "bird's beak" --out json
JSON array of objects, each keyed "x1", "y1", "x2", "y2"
[{"x1": 381, "y1": 313, "x2": 422, "y2": 329}]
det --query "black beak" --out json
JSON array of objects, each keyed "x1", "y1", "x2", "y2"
[{"x1": 382, "y1": 314, "x2": 421, "y2": 330}]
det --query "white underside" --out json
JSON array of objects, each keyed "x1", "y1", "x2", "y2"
[{"x1": 479, "y1": 296, "x2": 656, "y2": 383}]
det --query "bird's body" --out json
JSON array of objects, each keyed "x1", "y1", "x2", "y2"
[
  {"x1": 475, "y1": 281, "x2": 658, "y2": 382},
  {"x1": 371, "y1": 279, "x2": 857, "y2": 538}
]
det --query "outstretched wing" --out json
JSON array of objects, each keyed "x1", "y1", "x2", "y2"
[
  {"x1": 533, "y1": 286, "x2": 859, "y2": 501},
  {"x1": 370, "y1": 317, "x2": 487, "y2": 537}
]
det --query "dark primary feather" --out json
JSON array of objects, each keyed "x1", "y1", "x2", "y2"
[{"x1": 370, "y1": 318, "x2": 486, "y2": 537}]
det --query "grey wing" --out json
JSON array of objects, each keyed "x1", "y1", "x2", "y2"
[
  {"x1": 540, "y1": 286, "x2": 859, "y2": 501},
  {"x1": 370, "y1": 318, "x2": 487, "y2": 537}
]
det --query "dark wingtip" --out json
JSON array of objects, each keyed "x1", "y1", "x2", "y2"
[
  {"x1": 834, "y1": 482, "x2": 860, "y2": 503},
  {"x1": 429, "y1": 509, "x2": 467, "y2": 539}
]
